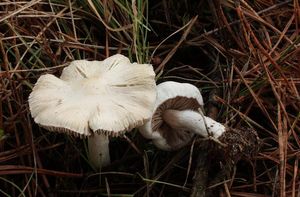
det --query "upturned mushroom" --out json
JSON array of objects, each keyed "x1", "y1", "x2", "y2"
[
  {"x1": 139, "y1": 81, "x2": 226, "y2": 150},
  {"x1": 29, "y1": 54, "x2": 156, "y2": 169}
]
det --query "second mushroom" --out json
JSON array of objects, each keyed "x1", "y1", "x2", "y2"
[{"x1": 139, "y1": 81, "x2": 226, "y2": 150}]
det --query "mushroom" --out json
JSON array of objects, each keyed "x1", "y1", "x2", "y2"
[
  {"x1": 29, "y1": 54, "x2": 156, "y2": 169},
  {"x1": 139, "y1": 81, "x2": 226, "y2": 150}
]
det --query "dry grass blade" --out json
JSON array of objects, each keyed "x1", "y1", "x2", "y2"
[
  {"x1": 154, "y1": 16, "x2": 198, "y2": 73},
  {"x1": 0, "y1": 165, "x2": 83, "y2": 177},
  {"x1": 0, "y1": 0, "x2": 42, "y2": 23}
]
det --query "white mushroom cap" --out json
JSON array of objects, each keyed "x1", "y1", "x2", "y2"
[
  {"x1": 139, "y1": 81, "x2": 203, "y2": 150},
  {"x1": 29, "y1": 54, "x2": 156, "y2": 137}
]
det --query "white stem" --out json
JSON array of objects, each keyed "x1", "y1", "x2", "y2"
[
  {"x1": 163, "y1": 109, "x2": 226, "y2": 138},
  {"x1": 88, "y1": 134, "x2": 110, "y2": 169}
]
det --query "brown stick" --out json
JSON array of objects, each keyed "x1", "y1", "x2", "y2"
[
  {"x1": 190, "y1": 79, "x2": 221, "y2": 197},
  {"x1": 190, "y1": 143, "x2": 210, "y2": 197}
]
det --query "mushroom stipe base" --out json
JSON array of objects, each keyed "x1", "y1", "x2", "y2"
[
  {"x1": 191, "y1": 127, "x2": 261, "y2": 197},
  {"x1": 218, "y1": 127, "x2": 261, "y2": 162}
]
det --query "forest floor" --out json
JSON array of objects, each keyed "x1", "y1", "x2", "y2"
[{"x1": 1, "y1": 0, "x2": 299, "y2": 196}]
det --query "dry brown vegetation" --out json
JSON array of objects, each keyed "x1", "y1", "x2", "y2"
[{"x1": 0, "y1": 0, "x2": 299, "y2": 196}]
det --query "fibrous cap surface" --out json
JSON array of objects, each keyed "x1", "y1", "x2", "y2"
[{"x1": 29, "y1": 54, "x2": 156, "y2": 137}]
